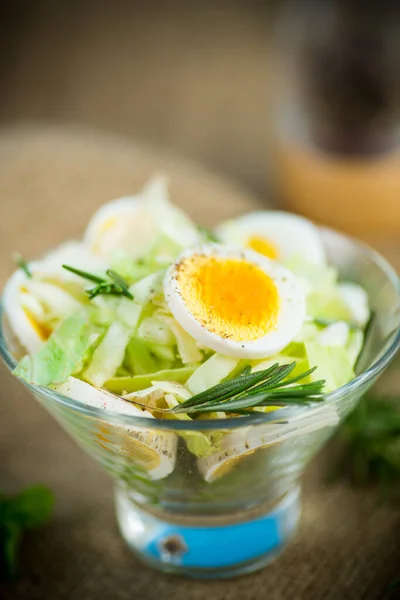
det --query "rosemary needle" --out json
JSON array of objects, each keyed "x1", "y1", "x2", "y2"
[
  {"x1": 171, "y1": 361, "x2": 325, "y2": 415},
  {"x1": 62, "y1": 264, "x2": 133, "y2": 301},
  {"x1": 62, "y1": 264, "x2": 105, "y2": 284},
  {"x1": 14, "y1": 253, "x2": 32, "y2": 278}
]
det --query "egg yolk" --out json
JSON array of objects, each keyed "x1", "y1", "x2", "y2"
[
  {"x1": 247, "y1": 236, "x2": 279, "y2": 260},
  {"x1": 22, "y1": 307, "x2": 52, "y2": 340},
  {"x1": 98, "y1": 217, "x2": 117, "y2": 234},
  {"x1": 176, "y1": 255, "x2": 279, "y2": 342}
]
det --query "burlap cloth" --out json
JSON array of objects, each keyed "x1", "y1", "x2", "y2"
[{"x1": 0, "y1": 128, "x2": 399, "y2": 600}]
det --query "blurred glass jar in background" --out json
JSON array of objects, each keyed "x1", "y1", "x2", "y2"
[{"x1": 271, "y1": 0, "x2": 400, "y2": 246}]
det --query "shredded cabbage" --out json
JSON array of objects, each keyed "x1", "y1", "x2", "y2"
[
  {"x1": 164, "y1": 318, "x2": 203, "y2": 364},
  {"x1": 138, "y1": 316, "x2": 175, "y2": 346},
  {"x1": 305, "y1": 341, "x2": 354, "y2": 393},
  {"x1": 10, "y1": 181, "x2": 371, "y2": 459},
  {"x1": 104, "y1": 366, "x2": 195, "y2": 394},
  {"x1": 124, "y1": 337, "x2": 158, "y2": 375},
  {"x1": 14, "y1": 313, "x2": 92, "y2": 386},
  {"x1": 84, "y1": 321, "x2": 132, "y2": 387},
  {"x1": 186, "y1": 354, "x2": 240, "y2": 395},
  {"x1": 130, "y1": 272, "x2": 163, "y2": 306}
]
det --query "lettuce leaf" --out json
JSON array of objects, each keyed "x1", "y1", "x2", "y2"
[
  {"x1": 307, "y1": 289, "x2": 353, "y2": 321},
  {"x1": 179, "y1": 431, "x2": 220, "y2": 458},
  {"x1": 83, "y1": 321, "x2": 132, "y2": 387},
  {"x1": 164, "y1": 317, "x2": 203, "y2": 364},
  {"x1": 14, "y1": 313, "x2": 92, "y2": 386},
  {"x1": 305, "y1": 341, "x2": 354, "y2": 393},
  {"x1": 109, "y1": 250, "x2": 154, "y2": 282},
  {"x1": 186, "y1": 354, "x2": 240, "y2": 395},
  {"x1": 124, "y1": 337, "x2": 158, "y2": 375},
  {"x1": 104, "y1": 366, "x2": 195, "y2": 394},
  {"x1": 285, "y1": 258, "x2": 353, "y2": 322},
  {"x1": 346, "y1": 329, "x2": 364, "y2": 368}
]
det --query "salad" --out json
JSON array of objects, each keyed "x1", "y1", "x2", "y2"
[{"x1": 3, "y1": 176, "x2": 370, "y2": 483}]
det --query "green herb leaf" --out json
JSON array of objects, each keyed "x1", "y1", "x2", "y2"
[
  {"x1": 0, "y1": 485, "x2": 54, "y2": 580},
  {"x1": 62, "y1": 264, "x2": 134, "y2": 301},
  {"x1": 3, "y1": 485, "x2": 55, "y2": 528},
  {"x1": 62, "y1": 264, "x2": 105, "y2": 284},
  {"x1": 171, "y1": 361, "x2": 326, "y2": 415},
  {"x1": 197, "y1": 225, "x2": 220, "y2": 243},
  {"x1": 106, "y1": 270, "x2": 134, "y2": 300},
  {"x1": 0, "y1": 522, "x2": 21, "y2": 580},
  {"x1": 176, "y1": 363, "x2": 282, "y2": 410},
  {"x1": 13, "y1": 253, "x2": 32, "y2": 278},
  {"x1": 14, "y1": 313, "x2": 92, "y2": 386}
]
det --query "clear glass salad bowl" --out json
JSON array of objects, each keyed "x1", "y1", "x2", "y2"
[{"x1": 1, "y1": 228, "x2": 400, "y2": 579}]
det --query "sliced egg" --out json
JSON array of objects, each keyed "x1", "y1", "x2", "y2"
[
  {"x1": 164, "y1": 245, "x2": 306, "y2": 359},
  {"x1": 3, "y1": 242, "x2": 105, "y2": 355},
  {"x1": 84, "y1": 176, "x2": 201, "y2": 259},
  {"x1": 84, "y1": 193, "x2": 144, "y2": 257},
  {"x1": 54, "y1": 377, "x2": 177, "y2": 480},
  {"x1": 197, "y1": 404, "x2": 339, "y2": 482},
  {"x1": 3, "y1": 269, "x2": 48, "y2": 355},
  {"x1": 216, "y1": 211, "x2": 326, "y2": 266}
]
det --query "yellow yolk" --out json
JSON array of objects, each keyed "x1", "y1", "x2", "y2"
[
  {"x1": 95, "y1": 425, "x2": 161, "y2": 470},
  {"x1": 99, "y1": 217, "x2": 117, "y2": 234},
  {"x1": 247, "y1": 236, "x2": 279, "y2": 260},
  {"x1": 22, "y1": 307, "x2": 52, "y2": 340},
  {"x1": 176, "y1": 256, "x2": 279, "y2": 342},
  {"x1": 120, "y1": 437, "x2": 161, "y2": 468},
  {"x1": 212, "y1": 450, "x2": 258, "y2": 479}
]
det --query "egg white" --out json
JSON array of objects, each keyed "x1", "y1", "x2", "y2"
[
  {"x1": 35, "y1": 241, "x2": 107, "y2": 282},
  {"x1": 197, "y1": 403, "x2": 339, "y2": 482},
  {"x1": 54, "y1": 377, "x2": 177, "y2": 480},
  {"x1": 84, "y1": 194, "x2": 146, "y2": 258},
  {"x1": 3, "y1": 269, "x2": 45, "y2": 355},
  {"x1": 84, "y1": 176, "x2": 200, "y2": 259},
  {"x1": 216, "y1": 211, "x2": 326, "y2": 266},
  {"x1": 3, "y1": 242, "x2": 107, "y2": 355},
  {"x1": 164, "y1": 245, "x2": 306, "y2": 359}
]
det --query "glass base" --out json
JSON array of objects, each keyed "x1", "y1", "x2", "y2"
[{"x1": 115, "y1": 486, "x2": 301, "y2": 579}]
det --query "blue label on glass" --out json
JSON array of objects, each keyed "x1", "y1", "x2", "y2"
[{"x1": 137, "y1": 488, "x2": 300, "y2": 569}]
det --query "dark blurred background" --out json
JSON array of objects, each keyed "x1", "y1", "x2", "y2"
[
  {"x1": 1, "y1": 0, "x2": 400, "y2": 251},
  {"x1": 0, "y1": 0, "x2": 275, "y2": 197}
]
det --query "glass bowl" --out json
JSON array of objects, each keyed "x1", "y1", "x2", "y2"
[{"x1": 1, "y1": 228, "x2": 400, "y2": 579}]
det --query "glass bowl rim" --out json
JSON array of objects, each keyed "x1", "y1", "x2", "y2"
[{"x1": 1, "y1": 227, "x2": 400, "y2": 431}]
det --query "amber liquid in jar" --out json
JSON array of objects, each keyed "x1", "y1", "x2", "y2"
[{"x1": 273, "y1": 0, "x2": 400, "y2": 259}]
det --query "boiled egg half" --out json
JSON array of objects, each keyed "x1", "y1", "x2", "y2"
[
  {"x1": 164, "y1": 245, "x2": 306, "y2": 359},
  {"x1": 216, "y1": 211, "x2": 326, "y2": 266},
  {"x1": 84, "y1": 176, "x2": 201, "y2": 259},
  {"x1": 3, "y1": 242, "x2": 106, "y2": 355}
]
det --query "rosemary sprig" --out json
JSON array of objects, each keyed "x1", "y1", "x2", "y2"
[
  {"x1": 62, "y1": 264, "x2": 104, "y2": 284},
  {"x1": 62, "y1": 265, "x2": 133, "y2": 300},
  {"x1": 171, "y1": 361, "x2": 325, "y2": 415},
  {"x1": 13, "y1": 253, "x2": 32, "y2": 278},
  {"x1": 106, "y1": 269, "x2": 133, "y2": 299}
]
